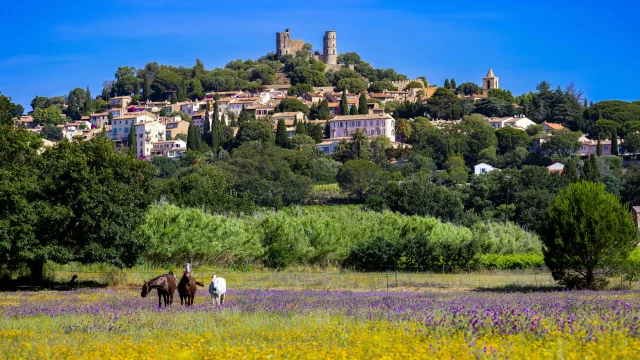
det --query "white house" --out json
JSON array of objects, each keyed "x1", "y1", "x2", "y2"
[
  {"x1": 109, "y1": 112, "x2": 156, "y2": 146},
  {"x1": 489, "y1": 117, "x2": 535, "y2": 130},
  {"x1": 150, "y1": 139, "x2": 187, "y2": 159},
  {"x1": 134, "y1": 121, "x2": 166, "y2": 158},
  {"x1": 547, "y1": 162, "x2": 565, "y2": 174},
  {"x1": 474, "y1": 163, "x2": 496, "y2": 175},
  {"x1": 180, "y1": 101, "x2": 206, "y2": 116}
]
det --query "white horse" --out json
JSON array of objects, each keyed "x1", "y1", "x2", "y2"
[{"x1": 208, "y1": 275, "x2": 227, "y2": 306}]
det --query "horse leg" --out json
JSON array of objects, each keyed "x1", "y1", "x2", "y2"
[
  {"x1": 220, "y1": 293, "x2": 225, "y2": 306},
  {"x1": 158, "y1": 292, "x2": 162, "y2": 307}
]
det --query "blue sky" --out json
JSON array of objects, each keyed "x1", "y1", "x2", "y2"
[{"x1": 1, "y1": 0, "x2": 638, "y2": 111}]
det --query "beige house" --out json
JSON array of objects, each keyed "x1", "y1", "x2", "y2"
[
  {"x1": 109, "y1": 96, "x2": 132, "y2": 109},
  {"x1": 271, "y1": 111, "x2": 305, "y2": 124},
  {"x1": 165, "y1": 120, "x2": 190, "y2": 139},
  {"x1": 90, "y1": 112, "x2": 110, "y2": 128},
  {"x1": 134, "y1": 121, "x2": 166, "y2": 158}
]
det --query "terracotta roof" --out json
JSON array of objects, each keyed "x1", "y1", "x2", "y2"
[
  {"x1": 544, "y1": 122, "x2": 566, "y2": 131},
  {"x1": 272, "y1": 112, "x2": 303, "y2": 117},
  {"x1": 371, "y1": 93, "x2": 394, "y2": 98}
]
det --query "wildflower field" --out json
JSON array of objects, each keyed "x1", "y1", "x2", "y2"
[{"x1": 1, "y1": 288, "x2": 640, "y2": 359}]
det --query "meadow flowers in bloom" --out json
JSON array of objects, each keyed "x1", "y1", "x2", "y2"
[{"x1": 1, "y1": 289, "x2": 640, "y2": 359}]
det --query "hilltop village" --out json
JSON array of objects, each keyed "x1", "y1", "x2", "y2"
[{"x1": 9, "y1": 28, "x2": 640, "y2": 180}]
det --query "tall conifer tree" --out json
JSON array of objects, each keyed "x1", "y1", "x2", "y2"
[
  {"x1": 339, "y1": 90, "x2": 349, "y2": 116},
  {"x1": 275, "y1": 119, "x2": 289, "y2": 148},
  {"x1": 612, "y1": 128, "x2": 619, "y2": 156},
  {"x1": 128, "y1": 122, "x2": 136, "y2": 157},
  {"x1": 358, "y1": 92, "x2": 368, "y2": 115}
]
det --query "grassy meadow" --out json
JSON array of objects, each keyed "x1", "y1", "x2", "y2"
[{"x1": 2, "y1": 287, "x2": 640, "y2": 359}]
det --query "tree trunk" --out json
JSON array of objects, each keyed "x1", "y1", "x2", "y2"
[
  {"x1": 28, "y1": 261, "x2": 45, "y2": 285},
  {"x1": 585, "y1": 267, "x2": 594, "y2": 290}
]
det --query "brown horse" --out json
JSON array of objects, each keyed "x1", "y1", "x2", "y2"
[
  {"x1": 177, "y1": 272, "x2": 204, "y2": 306},
  {"x1": 141, "y1": 273, "x2": 177, "y2": 307}
]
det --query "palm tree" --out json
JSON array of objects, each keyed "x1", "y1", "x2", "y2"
[
  {"x1": 349, "y1": 128, "x2": 368, "y2": 159},
  {"x1": 394, "y1": 119, "x2": 412, "y2": 144}
]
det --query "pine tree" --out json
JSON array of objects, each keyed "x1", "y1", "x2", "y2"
[
  {"x1": 127, "y1": 122, "x2": 136, "y2": 157},
  {"x1": 444, "y1": 79, "x2": 450, "y2": 89},
  {"x1": 171, "y1": 92, "x2": 177, "y2": 104},
  {"x1": 221, "y1": 113, "x2": 227, "y2": 127},
  {"x1": 350, "y1": 105, "x2": 358, "y2": 115},
  {"x1": 582, "y1": 156, "x2": 602, "y2": 183},
  {"x1": 318, "y1": 100, "x2": 331, "y2": 120},
  {"x1": 339, "y1": 90, "x2": 349, "y2": 116},
  {"x1": 597, "y1": 107, "x2": 603, "y2": 120},
  {"x1": 238, "y1": 105, "x2": 252, "y2": 123},
  {"x1": 612, "y1": 128, "x2": 619, "y2": 156},
  {"x1": 275, "y1": 119, "x2": 289, "y2": 148},
  {"x1": 358, "y1": 92, "x2": 368, "y2": 115},
  {"x1": 583, "y1": 98, "x2": 588, "y2": 108},
  {"x1": 101, "y1": 87, "x2": 109, "y2": 101}
]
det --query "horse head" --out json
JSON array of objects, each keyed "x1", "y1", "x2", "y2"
[{"x1": 141, "y1": 281, "x2": 149, "y2": 298}]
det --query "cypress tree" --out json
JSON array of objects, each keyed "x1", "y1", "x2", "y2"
[
  {"x1": 597, "y1": 137, "x2": 602, "y2": 156},
  {"x1": 563, "y1": 160, "x2": 579, "y2": 183},
  {"x1": 318, "y1": 99, "x2": 331, "y2": 120},
  {"x1": 101, "y1": 87, "x2": 109, "y2": 101},
  {"x1": 171, "y1": 91, "x2": 177, "y2": 104},
  {"x1": 612, "y1": 128, "x2": 619, "y2": 156},
  {"x1": 350, "y1": 103, "x2": 358, "y2": 115},
  {"x1": 107, "y1": 112, "x2": 114, "y2": 125},
  {"x1": 143, "y1": 75, "x2": 151, "y2": 101},
  {"x1": 187, "y1": 124, "x2": 201, "y2": 150},
  {"x1": 450, "y1": 78, "x2": 457, "y2": 90},
  {"x1": 128, "y1": 122, "x2": 136, "y2": 157},
  {"x1": 238, "y1": 105, "x2": 252, "y2": 124},
  {"x1": 296, "y1": 122, "x2": 308, "y2": 136},
  {"x1": 597, "y1": 107, "x2": 603, "y2": 120},
  {"x1": 339, "y1": 90, "x2": 349, "y2": 116},
  {"x1": 203, "y1": 103, "x2": 211, "y2": 145},
  {"x1": 85, "y1": 86, "x2": 92, "y2": 114},
  {"x1": 583, "y1": 98, "x2": 588, "y2": 108},
  {"x1": 358, "y1": 92, "x2": 368, "y2": 115},
  {"x1": 582, "y1": 156, "x2": 601, "y2": 183},
  {"x1": 177, "y1": 80, "x2": 187, "y2": 102},
  {"x1": 444, "y1": 79, "x2": 450, "y2": 89},
  {"x1": 324, "y1": 121, "x2": 331, "y2": 139},
  {"x1": 275, "y1": 119, "x2": 289, "y2": 148}
]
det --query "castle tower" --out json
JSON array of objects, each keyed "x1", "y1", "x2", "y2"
[
  {"x1": 275, "y1": 28, "x2": 291, "y2": 57},
  {"x1": 323, "y1": 30, "x2": 337, "y2": 65},
  {"x1": 482, "y1": 68, "x2": 499, "y2": 94}
]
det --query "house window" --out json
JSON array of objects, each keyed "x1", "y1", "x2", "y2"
[
  {"x1": 339, "y1": 122, "x2": 343, "y2": 128},
  {"x1": 124, "y1": 127, "x2": 128, "y2": 133},
  {"x1": 370, "y1": 130, "x2": 374, "y2": 136},
  {"x1": 345, "y1": 131, "x2": 349, "y2": 136},
  {"x1": 604, "y1": 146, "x2": 609, "y2": 150},
  {"x1": 377, "y1": 129, "x2": 381, "y2": 135},
  {"x1": 322, "y1": 146, "x2": 329, "y2": 153},
  {"x1": 592, "y1": 146, "x2": 597, "y2": 151},
  {"x1": 139, "y1": 141, "x2": 142, "y2": 146},
  {"x1": 356, "y1": 121, "x2": 361, "y2": 127}
]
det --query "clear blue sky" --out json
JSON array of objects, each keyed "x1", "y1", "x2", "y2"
[{"x1": 1, "y1": 0, "x2": 638, "y2": 111}]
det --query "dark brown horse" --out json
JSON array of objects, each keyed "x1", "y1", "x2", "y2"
[
  {"x1": 141, "y1": 273, "x2": 177, "y2": 307},
  {"x1": 177, "y1": 272, "x2": 204, "y2": 306}
]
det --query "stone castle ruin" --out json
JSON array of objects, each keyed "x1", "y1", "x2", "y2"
[{"x1": 276, "y1": 29, "x2": 340, "y2": 70}]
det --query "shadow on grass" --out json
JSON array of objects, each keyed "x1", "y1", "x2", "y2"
[
  {"x1": 471, "y1": 284, "x2": 564, "y2": 293},
  {"x1": 0, "y1": 277, "x2": 108, "y2": 292}
]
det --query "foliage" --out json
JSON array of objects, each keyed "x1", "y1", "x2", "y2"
[
  {"x1": 540, "y1": 181, "x2": 638, "y2": 289},
  {"x1": 236, "y1": 121, "x2": 274, "y2": 144},
  {"x1": 456, "y1": 82, "x2": 481, "y2": 96},
  {"x1": 275, "y1": 119, "x2": 290, "y2": 148},
  {"x1": 275, "y1": 98, "x2": 309, "y2": 116},
  {"x1": 541, "y1": 130, "x2": 581, "y2": 156},
  {"x1": 337, "y1": 160, "x2": 384, "y2": 198},
  {"x1": 40, "y1": 124, "x2": 63, "y2": 141},
  {"x1": 32, "y1": 106, "x2": 63, "y2": 125}
]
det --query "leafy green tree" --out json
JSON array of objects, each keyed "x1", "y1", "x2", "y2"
[
  {"x1": 426, "y1": 88, "x2": 461, "y2": 120},
  {"x1": 309, "y1": 99, "x2": 330, "y2": 120},
  {"x1": 32, "y1": 106, "x2": 63, "y2": 125},
  {"x1": 339, "y1": 90, "x2": 349, "y2": 116},
  {"x1": 370, "y1": 135, "x2": 391, "y2": 165},
  {"x1": 337, "y1": 159, "x2": 384, "y2": 198},
  {"x1": 473, "y1": 97, "x2": 515, "y2": 118},
  {"x1": 31, "y1": 95, "x2": 50, "y2": 111},
  {"x1": 622, "y1": 133, "x2": 640, "y2": 158},
  {"x1": 368, "y1": 80, "x2": 397, "y2": 93},
  {"x1": 287, "y1": 84, "x2": 313, "y2": 97},
  {"x1": 0, "y1": 132, "x2": 153, "y2": 282},
  {"x1": 456, "y1": 82, "x2": 481, "y2": 96},
  {"x1": 275, "y1": 119, "x2": 289, "y2": 148},
  {"x1": 40, "y1": 124, "x2": 63, "y2": 141},
  {"x1": 488, "y1": 88, "x2": 515, "y2": 103},
  {"x1": 621, "y1": 165, "x2": 640, "y2": 205},
  {"x1": 188, "y1": 78, "x2": 203, "y2": 100},
  {"x1": 295, "y1": 122, "x2": 308, "y2": 136},
  {"x1": 336, "y1": 77, "x2": 368, "y2": 94},
  {"x1": 495, "y1": 127, "x2": 528, "y2": 153},
  {"x1": 236, "y1": 121, "x2": 273, "y2": 144},
  {"x1": 540, "y1": 181, "x2": 637, "y2": 289},
  {"x1": 358, "y1": 92, "x2": 368, "y2": 115},
  {"x1": 177, "y1": 79, "x2": 187, "y2": 102},
  {"x1": 187, "y1": 124, "x2": 202, "y2": 150},
  {"x1": 541, "y1": 130, "x2": 581, "y2": 156}
]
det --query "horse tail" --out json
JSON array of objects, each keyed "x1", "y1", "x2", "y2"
[{"x1": 195, "y1": 281, "x2": 204, "y2": 287}]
